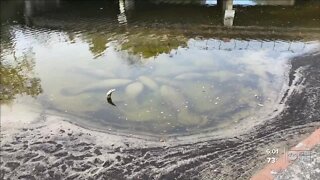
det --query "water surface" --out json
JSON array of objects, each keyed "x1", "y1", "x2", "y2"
[{"x1": 1, "y1": 0, "x2": 320, "y2": 135}]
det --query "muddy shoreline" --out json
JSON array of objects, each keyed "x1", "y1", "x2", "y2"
[{"x1": 1, "y1": 53, "x2": 320, "y2": 180}]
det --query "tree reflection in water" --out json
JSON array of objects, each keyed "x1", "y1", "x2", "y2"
[{"x1": 0, "y1": 50, "x2": 42, "y2": 104}]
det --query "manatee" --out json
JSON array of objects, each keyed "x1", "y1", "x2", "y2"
[
  {"x1": 154, "y1": 77, "x2": 179, "y2": 87},
  {"x1": 125, "y1": 82, "x2": 144, "y2": 99},
  {"x1": 61, "y1": 79, "x2": 132, "y2": 96},
  {"x1": 123, "y1": 108, "x2": 154, "y2": 122},
  {"x1": 207, "y1": 71, "x2": 236, "y2": 81},
  {"x1": 179, "y1": 82, "x2": 218, "y2": 113},
  {"x1": 160, "y1": 85, "x2": 185, "y2": 109},
  {"x1": 74, "y1": 67, "x2": 115, "y2": 79},
  {"x1": 177, "y1": 109, "x2": 208, "y2": 126},
  {"x1": 138, "y1": 76, "x2": 158, "y2": 90},
  {"x1": 175, "y1": 72, "x2": 203, "y2": 80}
]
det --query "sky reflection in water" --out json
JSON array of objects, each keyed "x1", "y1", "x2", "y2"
[{"x1": 1, "y1": 0, "x2": 319, "y2": 135}]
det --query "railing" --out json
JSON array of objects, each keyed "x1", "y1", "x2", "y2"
[{"x1": 189, "y1": 39, "x2": 309, "y2": 53}]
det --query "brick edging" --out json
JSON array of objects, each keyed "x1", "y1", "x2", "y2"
[{"x1": 251, "y1": 128, "x2": 320, "y2": 180}]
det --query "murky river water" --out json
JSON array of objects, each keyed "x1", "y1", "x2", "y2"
[{"x1": 1, "y1": 0, "x2": 320, "y2": 135}]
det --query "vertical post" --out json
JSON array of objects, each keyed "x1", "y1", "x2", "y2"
[
  {"x1": 217, "y1": 0, "x2": 223, "y2": 8},
  {"x1": 222, "y1": 0, "x2": 235, "y2": 27},
  {"x1": 118, "y1": 0, "x2": 128, "y2": 25},
  {"x1": 24, "y1": 0, "x2": 32, "y2": 25}
]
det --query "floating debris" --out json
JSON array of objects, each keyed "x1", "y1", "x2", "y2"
[{"x1": 106, "y1": 89, "x2": 116, "y2": 106}]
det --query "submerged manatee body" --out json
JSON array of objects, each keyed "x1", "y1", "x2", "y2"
[
  {"x1": 61, "y1": 79, "x2": 132, "y2": 96},
  {"x1": 138, "y1": 76, "x2": 158, "y2": 90},
  {"x1": 175, "y1": 72, "x2": 203, "y2": 80},
  {"x1": 178, "y1": 109, "x2": 208, "y2": 126},
  {"x1": 160, "y1": 85, "x2": 185, "y2": 109},
  {"x1": 160, "y1": 85, "x2": 208, "y2": 126},
  {"x1": 125, "y1": 82, "x2": 144, "y2": 99}
]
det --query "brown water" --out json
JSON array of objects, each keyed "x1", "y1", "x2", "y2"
[{"x1": 1, "y1": 0, "x2": 320, "y2": 135}]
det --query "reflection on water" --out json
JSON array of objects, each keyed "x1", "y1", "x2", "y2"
[
  {"x1": 1, "y1": 0, "x2": 319, "y2": 135},
  {"x1": 0, "y1": 50, "x2": 42, "y2": 104}
]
